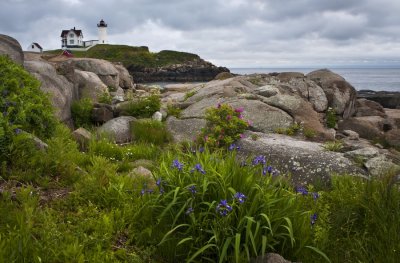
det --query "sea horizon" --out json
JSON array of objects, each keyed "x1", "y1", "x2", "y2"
[{"x1": 229, "y1": 67, "x2": 400, "y2": 92}]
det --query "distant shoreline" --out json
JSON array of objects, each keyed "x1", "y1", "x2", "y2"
[{"x1": 230, "y1": 67, "x2": 400, "y2": 92}]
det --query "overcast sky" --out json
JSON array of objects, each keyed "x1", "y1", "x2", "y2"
[{"x1": 1, "y1": 0, "x2": 400, "y2": 67}]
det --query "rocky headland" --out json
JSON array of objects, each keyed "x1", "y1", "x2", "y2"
[
  {"x1": 357, "y1": 89, "x2": 400, "y2": 109},
  {"x1": 44, "y1": 44, "x2": 230, "y2": 82},
  {"x1": 1, "y1": 34, "x2": 399, "y2": 187}
]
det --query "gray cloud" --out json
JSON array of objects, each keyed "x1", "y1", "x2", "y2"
[{"x1": 1, "y1": 0, "x2": 400, "y2": 67}]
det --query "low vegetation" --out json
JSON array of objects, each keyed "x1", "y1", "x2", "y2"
[
  {"x1": 1, "y1": 56, "x2": 399, "y2": 262},
  {"x1": 45, "y1": 45, "x2": 200, "y2": 70},
  {"x1": 118, "y1": 95, "x2": 161, "y2": 118}
]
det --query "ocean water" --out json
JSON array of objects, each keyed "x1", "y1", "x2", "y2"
[{"x1": 230, "y1": 67, "x2": 400, "y2": 92}]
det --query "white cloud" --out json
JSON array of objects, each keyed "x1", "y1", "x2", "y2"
[{"x1": 1, "y1": 0, "x2": 400, "y2": 67}]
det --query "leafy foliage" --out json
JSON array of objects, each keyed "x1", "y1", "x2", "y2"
[
  {"x1": 166, "y1": 104, "x2": 181, "y2": 118},
  {"x1": 71, "y1": 98, "x2": 94, "y2": 128},
  {"x1": 98, "y1": 91, "x2": 113, "y2": 104},
  {"x1": 0, "y1": 55, "x2": 57, "y2": 162},
  {"x1": 45, "y1": 45, "x2": 200, "y2": 69},
  {"x1": 119, "y1": 95, "x2": 160, "y2": 118},
  {"x1": 323, "y1": 141, "x2": 344, "y2": 152},
  {"x1": 132, "y1": 119, "x2": 171, "y2": 145},
  {"x1": 132, "y1": 148, "x2": 321, "y2": 262},
  {"x1": 310, "y1": 173, "x2": 400, "y2": 263},
  {"x1": 197, "y1": 104, "x2": 248, "y2": 148},
  {"x1": 325, "y1": 107, "x2": 337, "y2": 129}
]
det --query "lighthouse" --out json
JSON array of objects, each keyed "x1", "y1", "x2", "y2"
[{"x1": 97, "y1": 19, "x2": 107, "y2": 44}]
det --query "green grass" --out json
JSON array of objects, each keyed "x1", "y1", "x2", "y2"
[
  {"x1": 131, "y1": 119, "x2": 171, "y2": 145},
  {"x1": 1, "y1": 58, "x2": 400, "y2": 262},
  {"x1": 45, "y1": 45, "x2": 200, "y2": 70},
  {"x1": 323, "y1": 141, "x2": 344, "y2": 152}
]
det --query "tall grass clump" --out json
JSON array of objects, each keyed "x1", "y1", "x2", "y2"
[
  {"x1": 71, "y1": 98, "x2": 94, "y2": 128},
  {"x1": 132, "y1": 119, "x2": 171, "y2": 145},
  {"x1": 131, "y1": 147, "x2": 327, "y2": 262},
  {"x1": 309, "y1": 172, "x2": 400, "y2": 263},
  {"x1": 120, "y1": 95, "x2": 160, "y2": 118}
]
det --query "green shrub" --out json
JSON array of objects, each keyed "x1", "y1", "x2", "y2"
[
  {"x1": 197, "y1": 104, "x2": 249, "y2": 148},
  {"x1": 326, "y1": 107, "x2": 337, "y2": 129},
  {"x1": 98, "y1": 91, "x2": 112, "y2": 104},
  {"x1": 120, "y1": 95, "x2": 160, "y2": 118},
  {"x1": 132, "y1": 119, "x2": 171, "y2": 145},
  {"x1": 323, "y1": 141, "x2": 343, "y2": 152},
  {"x1": 303, "y1": 127, "x2": 317, "y2": 139},
  {"x1": 0, "y1": 55, "x2": 57, "y2": 162},
  {"x1": 274, "y1": 123, "x2": 301, "y2": 136},
  {"x1": 71, "y1": 98, "x2": 94, "y2": 128},
  {"x1": 166, "y1": 104, "x2": 181, "y2": 118},
  {"x1": 184, "y1": 90, "x2": 197, "y2": 100},
  {"x1": 88, "y1": 138, "x2": 124, "y2": 161}
]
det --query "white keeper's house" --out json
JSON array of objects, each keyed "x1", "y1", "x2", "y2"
[
  {"x1": 60, "y1": 19, "x2": 108, "y2": 51},
  {"x1": 27, "y1": 42, "x2": 43, "y2": 53}
]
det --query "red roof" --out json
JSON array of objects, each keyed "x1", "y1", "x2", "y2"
[{"x1": 60, "y1": 29, "x2": 83, "y2": 37}]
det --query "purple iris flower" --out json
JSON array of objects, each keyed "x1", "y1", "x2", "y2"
[
  {"x1": 188, "y1": 185, "x2": 197, "y2": 195},
  {"x1": 252, "y1": 155, "x2": 266, "y2": 166},
  {"x1": 186, "y1": 207, "x2": 194, "y2": 215},
  {"x1": 234, "y1": 192, "x2": 247, "y2": 204},
  {"x1": 192, "y1": 163, "x2": 206, "y2": 174},
  {"x1": 172, "y1": 159, "x2": 184, "y2": 171},
  {"x1": 296, "y1": 186, "x2": 308, "y2": 195},
  {"x1": 216, "y1": 199, "x2": 233, "y2": 216},
  {"x1": 311, "y1": 213, "x2": 318, "y2": 226}
]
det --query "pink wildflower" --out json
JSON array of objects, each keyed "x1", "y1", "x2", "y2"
[
  {"x1": 240, "y1": 134, "x2": 245, "y2": 138},
  {"x1": 217, "y1": 103, "x2": 221, "y2": 108},
  {"x1": 235, "y1": 107, "x2": 244, "y2": 113},
  {"x1": 238, "y1": 114, "x2": 243, "y2": 119},
  {"x1": 226, "y1": 115, "x2": 232, "y2": 120}
]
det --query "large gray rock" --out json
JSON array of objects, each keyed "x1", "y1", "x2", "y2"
[
  {"x1": 92, "y1": 103, "x2": 114, "y2": 124},
  {"x1": 72, "y1": 127, "x2": 92, "y2": 151},
  {"x1": 114, "y1": 63, "x2": 134, "y2": 89},
  {"x1": 24, "y1": 60, "x2": 75, "y2": 124},
  {"x1": 385, "y1": 129, "x2": 400, "y2": 148},
  {"x1": 254, "y1": 84, "x2": 332, "y2": 139},
  {"x1": 385, "y1": 109, "x2": 400, "y2": 129},
  {"x1": 365, "y1": 156, "x2": 400, "y2": 177},
  {"x1": 277, "y1": 74, "x2": 328, "y2": 112},
  {"x1": 307, "y1": 69, "x2": 357, "y2": 119},
  {"x1": 98, "y1": 116, "x2": 136, "y2": 143},
  {"x1": 338, "y1": 116, "x2": 385, "y2": 140},
  {"x1": 166, "y1": 116, "x2": 206, "y2": 143},
  {"x1": 237, "y1": 132, "x2": 365, "y2": 186},
  {"x1": 0, "y1": 34, "x2": 23, "y2": 64},
  {"x1": 182, "y1": 97, "x2": 294, "y2": 133},
  {"x1": 73, "y1": 69, "x2": 109, "y2": 101},
  {"x1": 63, "y1": 58, "x2": 120, "y2": 89},
  {"x1": 355, "y1": 98, "x2": 386, "y2": 117},
  {"x1": 184, "y1": 77, "x2": 252, "y2": 105}
]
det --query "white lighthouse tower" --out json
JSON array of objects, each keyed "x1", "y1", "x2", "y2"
[{"x1": 97, "y1": 19, "x2": 107, "y2": 44}]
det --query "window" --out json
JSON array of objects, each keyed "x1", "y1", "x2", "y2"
[
  {"x1": 32, "y1": 45, "x2": 34, "y2": 49},
  {"x1": 69, "y1": 33, "x2": 74, "y2": 38},
  {"x1": 69, "y1": 39, "x2": 74, "y2": 44}
]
